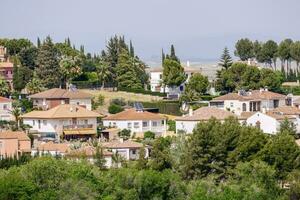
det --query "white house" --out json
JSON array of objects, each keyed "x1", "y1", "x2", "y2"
[
  {"x1": 175, "y1": 107, "x2": 238, "y2": 134},
  {"x1": 209, "y1": 89, "x2": 288, "y2": 116},
  {"x1": 21, "y1": 104, "x2": 100, "y2": 141},
  {"x1": 0, "y1": 96, "x2": 13, "y2": 121},
  {"x1": 148, "y1": 66, "x2": 202, "y2": 98},
  {"x1": 28, "y1": 88, "x2": 93, "y2": 111},
  {"x1": 102, "y1": 108, "x2": 167, "y2": 137},
  {"x1": 245, "y1": 106, "x2": 300, "y2": 134},
  {"x1": 102, "y1": 140, "x2": 149, "y2": 161},
  {"x1": 31, "y1": 141, "x2": 70, "y2": 157}
]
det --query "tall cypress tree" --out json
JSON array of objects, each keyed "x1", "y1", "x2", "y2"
[
  {"x1": 162, "y1": 49, "x2": 165, "y2": 64},
  {"x1": 169, "y1": 44, "x2": 180, "y2": 63},
  {"x1": 37, "y1": 37, "x2": 41, "y2": 48},
  {"x1": 129, "y1": 40, "x2": 134, "y2": 57},
  {"x1": 36, "y1": 36, "x2": 61, "y2": 88}
]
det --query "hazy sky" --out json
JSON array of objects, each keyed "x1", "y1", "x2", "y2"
[{"x1": 1, "y1": 0, "x2": 300, "y2": 61}]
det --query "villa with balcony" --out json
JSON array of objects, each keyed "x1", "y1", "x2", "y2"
[
  {"x1": 102, "y1": 108, "x2": 167, "y2": 137},
  {"x1": 21, "y1": 104, "x2": 101, "y2": 141}
]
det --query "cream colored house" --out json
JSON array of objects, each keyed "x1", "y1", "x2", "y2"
[
  {"x1": 209, "y1": 89, "x2": 287, "y2": 116},
  {"x1": 0, "y1": 97, "x2": 13, "y2": 121},
  {"x1": 103, "y1": 109, "x2": 167, "y2": 137},
  {"x1": 21, "y1": 104, "x2": 101, "y2": 141},
  {"x1": 175, "y1": 107, "x2": 238, "y2": 134},
  {"x1": 28, "y1": 88, "x2": 93, "y2": 111}
]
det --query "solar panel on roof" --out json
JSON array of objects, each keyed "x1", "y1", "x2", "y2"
[{"x1": 133, "y1": 102, "x2": 144, "y2": 111}]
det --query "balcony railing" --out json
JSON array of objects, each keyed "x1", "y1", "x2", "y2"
[{"x1": 63, "y1": 124, "x2": 93, "y2": 130}]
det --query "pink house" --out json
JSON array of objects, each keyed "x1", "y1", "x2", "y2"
[
  {"x1": 0, "y1": 62, "x2": 13, "y2": 89},
  {"x1": 0, "y1": 131, "x2": 31, "y2": 159}
]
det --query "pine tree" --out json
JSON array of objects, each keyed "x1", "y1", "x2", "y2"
[
  {"x1": 219, "y1": 47, "x2": 233, "y2": 70},
  {"x1": 136, "y1": 146, "x2": 148, "y2": 169},
  {"x1": 94, "y1": 146, "x2": 106, "y2": 170},
  {"x1": 162, "y1": 58, "x2": 186, "y2": 87},
  {"x1": 80, "y1": 45, "x2": 85, "y2": 54},
  {"x1": 36, "y1": 36, "x2": 61, "y2": 88},
  {"x1": 66, "y1": 37, "x2": 71, "y2": 47},
  {"x1": 162, "y1": 49, "x2": 165, "y2": 64}
]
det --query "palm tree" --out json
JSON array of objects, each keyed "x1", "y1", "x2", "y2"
[
  {"x1": 9, "y1": 102, "x2": 22, "y2": 130},
  {"x1": 59, "y1": 56, "x2": 82, "y2": 89},
  {"x1": 96, "y1": 60, "x2": 111, "y2": 90},
  {"x1": 25, "y1": 75, "x2": 45, "y2": 94},
  {"x1": 112, "y1": 152, "x2": 124, "y2": 168},
  {"x1": 0, "y1": 75, "x2": 9, "y2": 96}
]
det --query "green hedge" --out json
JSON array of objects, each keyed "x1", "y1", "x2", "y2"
[
  {"x1": 281, "y1": 86, "x2": 300, "y2": 95},
  {"x1": 141, "y1": 101, "x2": 181, "y2": 116},
  {"x1": 118, "y1": 87, "x2": 167, "y2": 97}
]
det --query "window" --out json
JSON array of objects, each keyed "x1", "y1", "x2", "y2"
[
  {"x1": 43, "y1": 120, "x2": 47, "y2": 126},
  {"x1": 0, "y1": 141, "x2": 2, "y2": 149},
  {"x1": 3, "y1": 104, "x2": 7, "y2": 110},
  {"x1": 230, "y1": 102, "x2": 234, "y2": 107},
  {"x1": 242, "y1": 103, "x2": 246, "y2": 112},
  {"x1": 142, "y1": 121, "x2": 148, "y2": 127},
  {"x1": 33, "y1": 120, "x2": 35, "y2": 126},
  {"x1": 84, "y1": 120, "x2": 88, "y2": 125},
  {"x1": 273, "y1": 100, "x2": 279, "y2": 108},
  {"x1": 134, "y1": 122, "x2": 139, "y2": 128},
  {"x1": 152, "y1": 121, "x2": 158, "y2": 127},
  {"x1": 127, "y1": 122, "x2": 132, "y2": 129},
  {"x1": 38, "y1": 120, "x2": 41, "y2": 129},
  {"x1": 132, "y1": 149, "x2": 136, "y2": 155},
  {"x1": 113, "y1": 122, "x2": 116, "y2": 127},
  {"x1": 161, "y1": 120, "x2": 165, "y2": 125}
]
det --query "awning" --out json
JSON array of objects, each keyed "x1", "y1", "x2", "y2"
[{"x1": 64, "y1": 129, "x2": 96, "y2": 135}]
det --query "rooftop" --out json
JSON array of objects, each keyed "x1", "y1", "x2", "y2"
[
  {"x1": 0, "y1": 131, "x2": 30, "y2": 141},
  {"x1": 36, "y1": 141, "x2": 70, "y2": 153},
  {"x1": 28, "y1": 88, "x2": 93, "y2": 99},
  {"x1": 175, "y1": 107, "x2": 236, "y2": 121},
  {"x1": 272, "y1": 106, "x2": 300, "y2": 115},
  {"x1": 212, "y1": 89, "x2": 286, "y2": 102},
  {"x1": 21, "y1": 104, "x2": 101, "y2": 119},
  {"x1": 0, "y1": 96, "x2": 12, "y2": 103},
  {"x1": 103, "y1": 109, "x2": 166, "y2": 121},
  {"x1": 102, "y1": 140, "x2": 144, "y2": 149}
]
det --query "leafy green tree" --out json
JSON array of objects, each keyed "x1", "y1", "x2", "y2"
[
  {"x1": 92, "y1": 94, "x2": 105, "y2": 110},
  {"x1": 36, "y1": 36, "x2": 61, "y2": 88},
  {"x1": 12, "y1": 56, "x2": 33, "y2": 92},
  {"x1": 4, "y1": 38, "x2": 32, "y2": 56},
  {"x1": 136, "y1": 146, "x2": 148, "y2": 169},
  {"x1": 240, "y1": 65, "x2": 261, "y2": 90},
  {"x1": 278, "y1": 39, "x2": 293, "y2": 76},
  {"x1": 260, "y1": 40, "x2": 278, "y2": 68},
  {"x1": 187, "y1": 73, "x2": 209, "y2": 95},
  {"x1": 219, "y1": 47, "x2": 233, "y2": 70},
  {"x1": 116, "y1": 49, "x2": 144, "y2": 89},
  {"x1": 118, "y1": 129, "x2": 131, "y2": 140},
  {"x1": 259, "y1": 68, "x2": 283, "y2": 92},
  {"x1": 259, "y1": 132, "x2": 300, "y2": 180},
  {"x1": 59, "y1": 56, "x2": 82, "y2": 88},
  {"x1": 290, "y1": 41, "x2": 300, "y2": 74},
  {"x1": 279, "y1": 118, "x2": 297, "y2": 138},
  {"x1": 162, "y1": 58, "x2": 186, "y2": 90},
  {"x1": 144, "y1": 131, "x2": 155, "y2": 140},
  {"x1": 94, "y1": 145, "x2": 106, "y2": 170},
  {"x1": 234, "y1": 38, "x2": 254, "y2": 61},
  {"x1": 19, "y1": 46, "x2": 38, "y2": 70},
  {"x1": 149, "y1": 137, "x2": 173, "y2": 171},
  {"x1": 169, "y1": 44, "x2": 180, "y2": 63},
  {"x1": 180, "y1": 85, "x2": 201, "y2": 103},
  {"x1": 286, "y1": 170, "x2": 300, "y2": 200}
]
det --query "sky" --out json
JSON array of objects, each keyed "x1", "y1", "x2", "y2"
[{"x1": 1, "y1": 0, "x2": 300, "y2": 62}]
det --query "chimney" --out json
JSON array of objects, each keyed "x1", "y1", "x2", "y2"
[
  {"x1": 119, "y1": 138, "x2": 124, "y2": 143},
  {"x1": 187, "y1": 61, "x2": 190, "y2": 67},
  {"x1": 189, "y1": 107, "x2": 193, "y2": 116},
  {"x1": 259, "y1": 88, "x2": 264, "y2": 93},
  {"x1": 262, "y1": 107, "x2": 266, "y2": 114}
]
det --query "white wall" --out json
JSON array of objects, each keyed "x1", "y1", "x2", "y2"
[
  {"x1": 0, "y1": 102, "x2": 13, "y2": 121},
  {"x1": 176, "y1": 120, "x2": 198, "y2": 134},
  {"x1": 103, "y1": 119, "x2": 166, "y2": 135},
  {"x1": 246, "y1": 112, "x2": 279, "y2": 134},
  {"x1": 70, "y1": 98, "x2": 92, "y2": 111}
]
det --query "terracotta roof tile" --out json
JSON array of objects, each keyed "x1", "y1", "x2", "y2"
[
  {"x1": 272, "y1": 106, "x2": 300, "y2": 115},
  {"x1": 21, "y1": 104, "x2": 101, "y2": 119},
  {"x1": 0, "y1": 131, "x2": 30, "y2": 141},
  {"x1": 36, "y1": 141, "x2": 70, "y2": 153},
  {"x1": 0, "y1": 62, "x2": 13, "y2": 68},
  {"x1": 28, "y1": 88, "x2": 93, "y2": 99},
  {"x1": 175, "y1": 107, "x2": 236, "y2": 121},
  {"x1": 67, "y1": 146, "x2": 113, "y2": 157},
  {"x1": 0, "y1": 96, "x2": 12, "y2": 103},
  {"x1": 103, "y1": 109, "x2": 166, "y2": 121}
]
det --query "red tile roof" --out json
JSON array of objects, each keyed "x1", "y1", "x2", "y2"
[{"x1": 28, "y1": 88, "x2": 93, "y2": 99}]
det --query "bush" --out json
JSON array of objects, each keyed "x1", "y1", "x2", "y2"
[
  {"x1": 118, "y1": 129, "x2": 131, "y2": 140},
  {"x1": 108, "y1": 104, "x2": 124, "y2": 114},
  {"x1": 92, "y1": 94, "x2": 105, "y2": 110},
  {"x1": 144, "y1": 131, "x2": 155, "y2": 139},
  {"x1": 167, "y1": 120, "x2": 176, "y2": 132},
  {"x1": 118, "y1": 87, "x2": 167, "y2": 97}
]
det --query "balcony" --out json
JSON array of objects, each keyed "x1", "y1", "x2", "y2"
[{"x1": 63, "y1": 124, "x2": 93, "y2": 130}]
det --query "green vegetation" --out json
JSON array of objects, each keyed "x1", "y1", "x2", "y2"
[
  {"x1": 108, "y1": 103, "x2": 124, "y2": 114},
  {"x1": 142, "y1": 101, "x2": 181, "y2": 116}
]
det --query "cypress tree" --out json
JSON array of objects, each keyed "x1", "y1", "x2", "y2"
[
  {"x1": 169, "y1": 44, "x2": 180, "y2": 63},
  {"x1": 37, "y1": 37, "x2": 41, "y2": 48},
  {"x1": 129, "y1": 40, "x2": 134, "y2": 57},
  {"x1": 162, "y1": 49, "x2": 165, "y2": 64}
]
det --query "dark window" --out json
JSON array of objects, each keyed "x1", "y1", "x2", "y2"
[
  {"x1": 242, "y1": 103, "x2": 246, "y2": 111},
  {"x1": 273, "y1": 100, "x2": 279, "y2": 108}
]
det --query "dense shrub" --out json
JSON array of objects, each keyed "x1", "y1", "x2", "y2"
[
  {"x1": 108, "y1": 104, "x2": 124, "y2": 114},
  {"x1": 144, "y1": 131, "x2": 155, "y2": 139}
]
